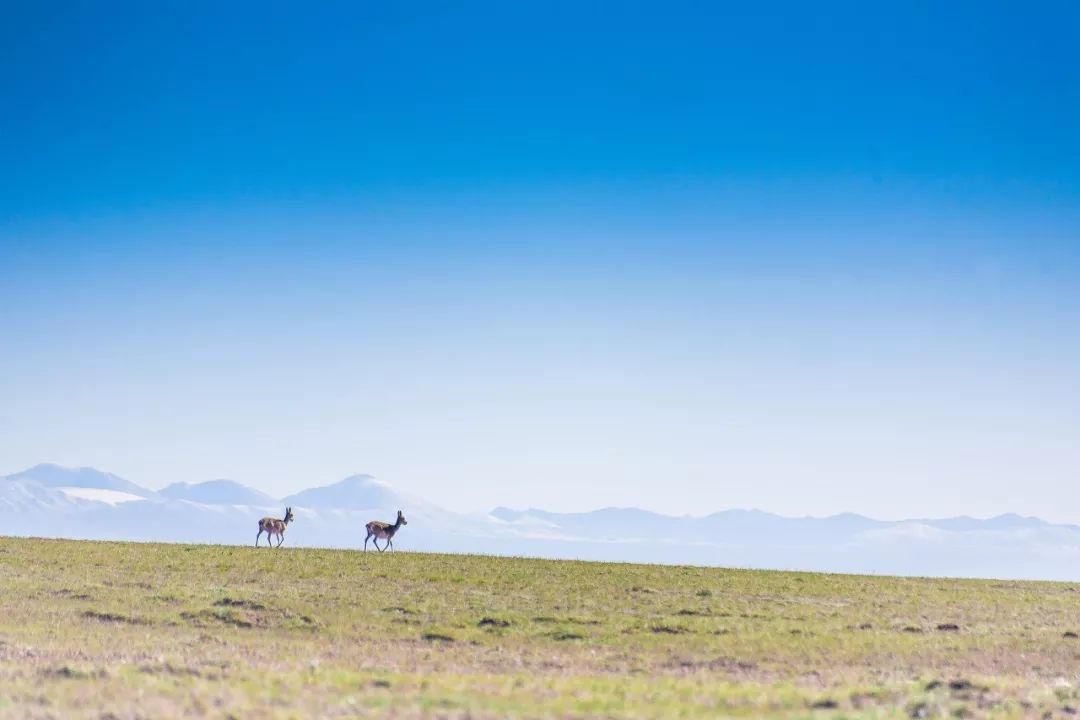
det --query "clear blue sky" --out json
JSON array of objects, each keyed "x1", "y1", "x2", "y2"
[{"x1": 1, "y1": 1, "x2": 1078, "y2": 519}]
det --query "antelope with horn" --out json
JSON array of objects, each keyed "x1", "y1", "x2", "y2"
[
  {"x1": 255, "y1": 507, "x2": 294, "y2": 548},
  {"x1": 364, "y1": 510, "x2": 407, "y2": 552}
]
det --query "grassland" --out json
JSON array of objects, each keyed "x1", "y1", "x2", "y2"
[{"x1": 1, "y1": 538, "x2": 1080, "y2": 718}]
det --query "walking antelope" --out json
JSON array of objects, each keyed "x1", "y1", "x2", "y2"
[
  {"x1": 256, "y1": 507, "x2": 294, "y2": 548},
  {"x1": 364, "y1": 510, "x2": 407, "y2": 552}
]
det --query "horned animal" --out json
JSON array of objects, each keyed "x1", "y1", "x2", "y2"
[
  {"x1": 256, "y1": 507, "x2": 294, "y2": 548},
  {"x1": 364, "y1": 510, "x2": 407, "y2": 552}
]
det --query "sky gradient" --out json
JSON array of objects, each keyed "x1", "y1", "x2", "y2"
[{"x1": 2, "y1": 1, "x2": 1078, "y2": 519}]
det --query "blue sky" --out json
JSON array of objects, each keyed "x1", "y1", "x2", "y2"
[{"x1": 1, "y1": 2, "x2": 1078, "y2": 519}]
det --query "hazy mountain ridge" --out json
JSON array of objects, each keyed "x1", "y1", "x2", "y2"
[
  {"x1": 6, "y1": 464, "x2": 156, "y2": 498},
  {"x1": 160, "y1": 479, "x2": 278, "y2": 506},
  {"x1": 3, "y1": 464, "x2": 1080, "y2": 581},
  {"x1": 282, "y1": 474, "x2": 401, "y2": 509}
]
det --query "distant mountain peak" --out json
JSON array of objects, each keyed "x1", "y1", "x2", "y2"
[
  {"x1": 281, "y1": 473, "x2": 408, "y2": 510},
  {"x1": 159, "y1": 479, "x2": 277, "y2": 506},
  {"x1": 338, "y1": 474, "x2": 382, "y2": 486},
  {"x1": 3, "y1": 464, "x2": 154, "y2": 498}
]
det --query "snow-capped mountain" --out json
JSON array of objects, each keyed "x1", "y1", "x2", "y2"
[
  {"x1": 281, "y1": 474, "x2": 404, "y2": 510},
  {"x1": 5, "y1": 463, "x2": 155, "y2": 498},
  {"x1": 4, "y1": 464, "x2": 1080, "y2": 581},
  {"x1": 0, "y1": 476, "x2": 89, "y2": 513},
  {"x1": 160, "y1": 479, "x2": 278, "y2": 506}
]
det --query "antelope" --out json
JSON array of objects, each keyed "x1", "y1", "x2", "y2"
[
  {"x1": 256, "y1": 507, "x2": 294, "y2": 548},
  {"x1": 364, "y1": 510, "x2": 407, "y2": 552}
]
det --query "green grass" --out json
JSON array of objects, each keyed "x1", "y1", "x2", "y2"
[{"x1": 2, "y1": 537, "x2": 1079, "y2": 718}]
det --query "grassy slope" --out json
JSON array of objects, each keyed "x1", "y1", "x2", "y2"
[{"x1": 1, "y1": 538, "x2": 1079, "y2": 719}]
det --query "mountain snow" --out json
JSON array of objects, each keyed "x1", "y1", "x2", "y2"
[
  {"x1": 4, "y1": 464, "x2": 1080, "y2": 581},
  {"x1": 56, "y1": 487, "x2": 146, "y2": 506},
  {"x1": 5, "y1": 464, "x2": 155, "y2": 497}
]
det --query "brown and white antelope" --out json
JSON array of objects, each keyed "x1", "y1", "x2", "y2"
[
  {"x1": 364, "y1": 510, "x2": 407, "y2": 552},
  {"x1": 256, "y1": 507, "x2": 294, "y2": 548}
]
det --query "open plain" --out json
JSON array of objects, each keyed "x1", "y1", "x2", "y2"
[{"x1": 1, "y1": 537, "x2": 1079, "y2": 718}]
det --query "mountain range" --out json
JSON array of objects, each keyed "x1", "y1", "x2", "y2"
[{"x1": 3, "y1": 463, "x2": 1079, "y2": 581}]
